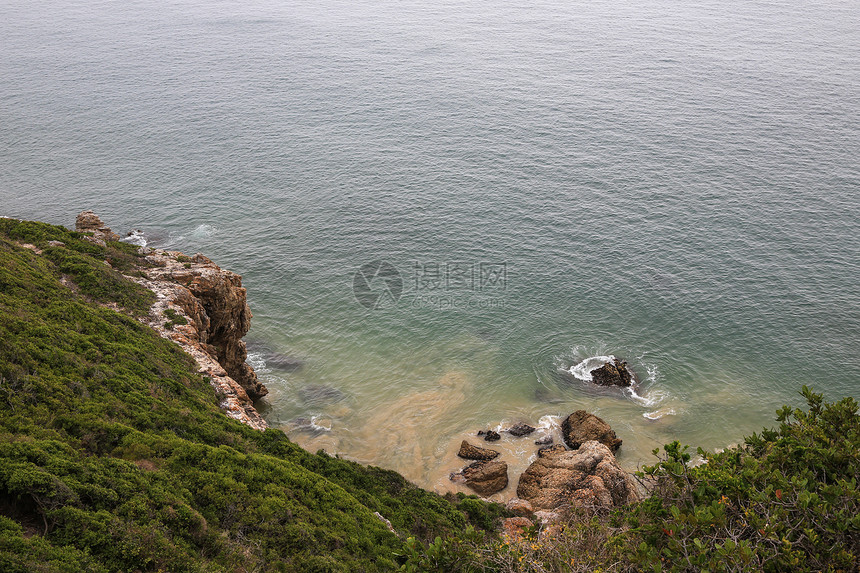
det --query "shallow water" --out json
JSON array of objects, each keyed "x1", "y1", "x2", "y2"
[{"x1": 2, "y1": 0, "x2": 858, "y2": 496}]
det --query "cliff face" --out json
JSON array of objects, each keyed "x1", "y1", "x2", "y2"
[
  {"x1": 116, "y1": 251, "x2": 269, "y2": 430},
  {"x1": 128, "y1": 249, "x2": 268, "y2": 430}
]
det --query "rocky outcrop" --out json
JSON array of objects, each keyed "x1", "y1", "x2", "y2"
[
  {"x1": 75, "y1": 210, "x2": 120, "y2": 244},
  {"x1": 561, "y1": 410, "x2": 622, "y2": 452},
  {"x1": 590, "y1": 358, "x2": 633, "y2": 387},
  {"x1": 457, "y1": 441, "x2": 500, "y2": 461},
  {"x1": 462, "y1": 460, "x2": 509, "y2": 496},
  {"x1": 126, "y1": 247, "x2": 268, "y2": 430},
  {"x1": 516, "y1": 441, "x2": 639, "y2": 511}
]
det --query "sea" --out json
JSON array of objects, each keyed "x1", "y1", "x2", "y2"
[{"x1": 2, "y1": 0, "x2": 858, "y2": 497}]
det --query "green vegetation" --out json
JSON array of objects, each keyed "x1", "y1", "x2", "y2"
[
  {"x1": 0, "y1": 219, "x2": 504, "y2": 572},
  {"x1": 2, "y1": 218, "x2": 857, "y2": 572},
  {"x1": 623, "y1": 386, "x2": 859, "y2": 572}
]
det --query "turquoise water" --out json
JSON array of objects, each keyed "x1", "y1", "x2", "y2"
[{"x1": 2, "y1": 0, "x2": 858, "y2": 493}]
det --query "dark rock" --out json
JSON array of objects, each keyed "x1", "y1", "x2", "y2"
[
  {"x1": 516, "y1": 440, "x2": 639, "y2": 511},
  {"x1": 534, "y1": 435, "x2": 553, "y2": 446},
  {"x1": 561, "y1": 410, "x2": 622, "y2": 452},
  {"x1": 463, "y1": 460, "x2": 508, "y2": 496},
  {"x1": 590, "y1": 358, "x2": 633, "y2": 388},
  {"x1": 506, "y1": 423, "x2": 536, "y2": 437},
  {"x1": 457, "y1": 440, "x2": 500, "y2": 461},
  {"x1": 482, "y1": 430, "x2": 501, "y2": 442}
]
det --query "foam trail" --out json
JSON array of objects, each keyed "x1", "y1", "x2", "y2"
[{"x1": 569, "y1": 355, "x2": 616, "y2": 381}]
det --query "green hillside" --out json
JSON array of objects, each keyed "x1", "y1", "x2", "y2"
[{"x1": 0, "y1": 218, "x2": 502, "y2": 572}]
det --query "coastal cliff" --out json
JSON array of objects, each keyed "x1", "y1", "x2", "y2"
[
  {"x1": 128, "y1": 249, "x2": 268, "y2": 430},
  {"x1": 76, "y1": 210, "x2": 268, "y2": 430}
]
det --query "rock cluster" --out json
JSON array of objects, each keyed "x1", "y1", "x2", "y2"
[{"x1": 451, "y1": 411, "x2": 639, "y2": 519}]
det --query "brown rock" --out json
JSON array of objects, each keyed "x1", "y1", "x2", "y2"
[
  {"x1": 516, "y1": 440, "x2": 639, "y2": 512},
  {"x1": 457, "y1": 440, "x2": 500, "y2": 461},
  {"x1": 502, "y1": 517, "x2": 534, "y2": 541},
  {"x1": 505, "y1": 498, "x2": 534, "y2": 516},
  {"x1": 561, "y1": 410, "x2": 622, "y2": 452},
  {"x1": 463, "y1": 460, "x2": 508, "y2": 496},
  {"x1": 75, "y1": 210, "x2": 120, "y2": 242},
  {"x1": 480, "y1": 430, "x2": 501, "y2": 442},
  {"x1": 590, "y1": 358, "x2": 633, "y2": 387}
]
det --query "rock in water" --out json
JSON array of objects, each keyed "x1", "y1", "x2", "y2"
[
  {"x1": 516, "y1": 441, "x2": 639, "y2": 511},
  {"x1": 479, "y1": 430, "x2": 501, "y2": 442},
  {"x1": 590, "y1": 358, "x2": 633, "y2": 387},
  {"x1": 506, "y1": 422, "x2": 536, "y2": 437},
  {"x1": 561, "y1": 410, "x2": 622, "y2": 452},
  {"x1": 457, "y1": 440, "x2": 500, "y2": 461},
  {"x1": 463, "y1": 460, "x2": 508, "y2": 496}
]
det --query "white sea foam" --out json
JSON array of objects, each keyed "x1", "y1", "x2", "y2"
[
  {"x1": 245, "y1": 351, "x2": 267, "y2": 372},
  {"x1": 121, "y1": 229, "x2": 147, "y2": 247},
  {"x1": 569, "y1": 355, "x2": 616, "y2": 381},
  {"x1": 643, "y1": 407, "x2": 676, "y2": 420},
  {"x1": 191, "y1": 224, "x2": 217, "y2": 238}
]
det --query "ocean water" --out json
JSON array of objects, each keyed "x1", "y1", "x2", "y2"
[{"x1": 2, "y1": 0, "x2": 859, "y2": 496}]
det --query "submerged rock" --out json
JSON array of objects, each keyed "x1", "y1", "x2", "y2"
[
  {"x1": 506, "y1": 423, "x2": 536, "y2": 437},
  {"x1": 561, "y1": 410, "x2": 622, "y2": 452},
  {"x1": 516, "y1": 441, "x2": 639, "y2": 511},
  {"x1": 266, "y1": 353, "x2": 304, "y2": 371},
  {"x1": 457, "y1": 440, "x2": 500, "y2": 461},
  {"x1": 463, "y1": 460, "x2": 509, "y2": 496},
  {"x1": 298, "y1": 384, "x2": 345, "y2": 406},
  {"x1": 590, "y1": 358, "x2": 633, "y2": 388}
]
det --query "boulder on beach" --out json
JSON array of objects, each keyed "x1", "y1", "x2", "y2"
[
  {"x1": 561, "y1": 410, "x2": 622, "y2": 452},
  {"x1": 516, "y1": 441, "x2": 639, "y2": 511},
  {"x1": 590, "y1": 358, "x2": 633, "y2": 387}
]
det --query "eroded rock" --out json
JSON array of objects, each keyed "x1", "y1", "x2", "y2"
[
  {"x1": 561, "y1": 410, "x2": 622, "y2": 452},
  {"x1": 516, "y1": 441, "x2": 639, "y2": 512}
]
